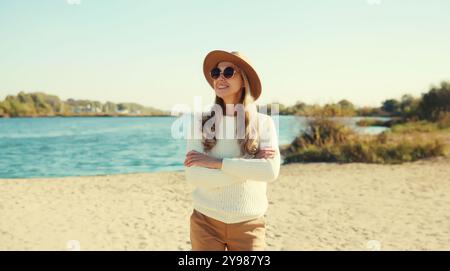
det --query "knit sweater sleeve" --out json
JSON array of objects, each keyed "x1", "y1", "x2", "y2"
[
  {"x1": 184, "y1": 115, "x2": 245, "y2": 189},
  {"x1": 220, "y1": 115, "x2": 281, "y2": 182}
]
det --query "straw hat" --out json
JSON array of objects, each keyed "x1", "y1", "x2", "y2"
[{"x1": 203, "y1": 50, "x2": 262, "y2": 101}]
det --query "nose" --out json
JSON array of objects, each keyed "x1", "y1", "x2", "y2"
[{"x1": 217, "y1": 74, "x2": 227, "y2": 81}]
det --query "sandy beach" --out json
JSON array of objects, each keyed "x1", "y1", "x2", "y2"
[{"x1": 1, "y1": 157, "x2": 449, "y2": 251}]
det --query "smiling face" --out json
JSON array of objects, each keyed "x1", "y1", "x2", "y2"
[{"x1": 213, "y1": 61, "x2": 243, "y2": 104}]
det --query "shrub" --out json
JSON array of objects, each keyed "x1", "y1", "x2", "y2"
[{"x1": 283, "y1": 118, "x2": 447, "y2": 164}]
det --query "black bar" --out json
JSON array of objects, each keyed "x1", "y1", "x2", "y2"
[{"x1": 0, "y1": 251, "x2": 448, "y2": 270}]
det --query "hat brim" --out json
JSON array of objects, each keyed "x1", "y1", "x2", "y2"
[{"x1": 203, "y1": 50, "x2": 261, "y2": 101}]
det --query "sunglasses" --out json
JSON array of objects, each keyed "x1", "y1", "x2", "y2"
[{"x1": 210, "y1": 66, "x2": 238, "y2": 80}]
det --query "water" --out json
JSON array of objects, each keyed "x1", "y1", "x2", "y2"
[{"x1": 0, "y1": 116, "x2": 389, "y2": 178}]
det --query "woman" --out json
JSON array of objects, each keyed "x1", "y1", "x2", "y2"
[{"x1": 184, "y1": 50, "x2": 281, "y2": 251}]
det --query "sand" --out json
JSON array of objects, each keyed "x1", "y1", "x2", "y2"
[{"x1": 1, "y1": 157, "x2": 449, "y2": 251}]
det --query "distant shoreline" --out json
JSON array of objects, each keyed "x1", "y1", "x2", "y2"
[
  {"x1": 0, "y1": 114, "x2": 391, "y2": 119},
  {"x1": 0, "y1": 114, "x2": 175, "y2": 118}
]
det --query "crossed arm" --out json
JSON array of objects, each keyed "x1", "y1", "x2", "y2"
[{"x1": 184, "y1": 116, "x2": 281, "y2": 189}]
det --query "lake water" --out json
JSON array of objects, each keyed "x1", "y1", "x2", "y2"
[{"x1": 0, "y1": 115, "x2": 389, "y2": 178}]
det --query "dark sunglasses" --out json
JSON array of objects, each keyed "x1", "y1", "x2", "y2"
[{"x1": 210, "y1": 66, "x2": 237, "y2": 80}]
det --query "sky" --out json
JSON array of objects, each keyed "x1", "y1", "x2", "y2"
[{"x1": 0, "y1": 0, "x2": 449, "y2": 111}]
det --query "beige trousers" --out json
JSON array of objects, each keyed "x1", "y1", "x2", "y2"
[{"x1": 190, "y1": 209, "x2": 266, "y2": 251}]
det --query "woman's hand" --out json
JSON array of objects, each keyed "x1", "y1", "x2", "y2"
[
  {"x1": 255, "y1": 147, "x2": 276, "y2": 159},
  {"x1": 184, "y1": 150, "x2": 223, "y2": 169},
  {"x1": 184, "y1": 147, "x2": 276, "y2": 170}
]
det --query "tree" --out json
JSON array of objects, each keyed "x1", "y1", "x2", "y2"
[
  {"x1": 338, "y1": 99, "x2": 354, "y2": 110},
  {"x1": 381, "y1": 99, "x2": 400, "y2": 115},
  {"x1": 102, "y1": 102, "x2": 117, "y2": 113},
  {"x1": 419, "y1": 81, "x2": 450, "y2": 120},
  {"x1": 399, "y1": 94, "x2": 420, "y2": 118},
  {"x1": 117, "y1": 103, "x2": 126, "y2": 111},
  {"x1": 291, "y1": 100, "x2": 307, "y2": 115}
]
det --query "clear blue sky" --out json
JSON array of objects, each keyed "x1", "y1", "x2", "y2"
[{"x1": 1, "y1": 0, "x2": 449, "y2": 111}]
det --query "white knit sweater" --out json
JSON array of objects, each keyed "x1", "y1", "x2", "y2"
[{"x1": 184, "y1": 112, "x2": 281, "y2": 223}]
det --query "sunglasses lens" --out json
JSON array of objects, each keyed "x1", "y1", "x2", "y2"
[
  {"x1": 223, "y1": 67, "x2": 235, "y2": 79},
  {"x1": 210, "y1": 68, "x2": 220, "y2": 79}
]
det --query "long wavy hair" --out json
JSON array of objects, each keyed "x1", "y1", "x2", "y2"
[{"x1": 201, "y1": 69, "x2": 259, "y2": 157}]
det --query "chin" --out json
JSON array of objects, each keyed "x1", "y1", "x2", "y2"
[{"x1": 214, "y1": 89, "x2": 229, "y2": 98}]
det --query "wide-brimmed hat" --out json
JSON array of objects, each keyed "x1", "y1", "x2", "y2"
[{"x1": 203, "y1": 50, "x2": 262, "y2": 101}]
